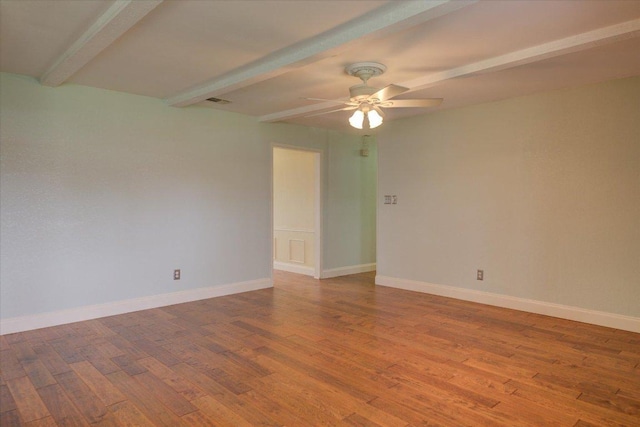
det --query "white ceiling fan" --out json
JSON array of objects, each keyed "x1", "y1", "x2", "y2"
[{"x1": 306, "y1": 62, "x2": 443, "y2": 129}]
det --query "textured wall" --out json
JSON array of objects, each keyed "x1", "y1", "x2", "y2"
[
  {"x1": 377, "y1": 76, "x2": 640, "y2": 317},
  {"x1": 0, "y1": 73, "x2": 377, "y2": 320},
  {"x1": 325, "y1": 133, "x2": 377, "y2": 270},
  {"x1": 0, "y1": 74, "x2": 271, "y2": 319}
]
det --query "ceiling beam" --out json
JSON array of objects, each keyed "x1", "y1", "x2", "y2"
[
  {"x1": 401, "y1": 18, "x2": 640, "y2": 91},
  {"x1": 40, "y1": 0, "x2": 163, "y2": 87},
  {"x1": 260, "y1": 18, "x2": 640, "y2": 123},
  {"x1": 165, "y1": 0, "x2": 477, "y2": 108},
  {"x1": 263, "y1": 100, "x2": 350, "y2": 123},
  {"x1": 259, "y1": 101, "x2": 350, "y2": 124}
]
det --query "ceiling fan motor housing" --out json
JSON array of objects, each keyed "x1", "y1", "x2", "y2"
[{"x1": 349, "y1": 84, "x2": 377, "y2": 101}]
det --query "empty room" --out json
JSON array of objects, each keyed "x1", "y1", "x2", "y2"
[{"x1": 1, "y1": 1, "x2": 639, "y2": 426}]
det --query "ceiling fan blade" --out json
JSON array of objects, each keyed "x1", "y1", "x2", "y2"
[
  {"x1": 304, "y1": 97, "x2": 356, "y2": 106},
  {"x1": 372, "y1": 105, "x2": 385, "y2": 117},
  {"x1": 369, "y1": 84, "x2": 409, "y2": 102},
  {"x1": 305, "y1": 106, "x2": 358, "y2": 118},
  {"x1": 384, "y1": 98, "x2": 443, "y2": 108}
]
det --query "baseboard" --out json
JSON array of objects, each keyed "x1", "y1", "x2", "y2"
[
  {"x1": 321, "y1": 263, "x2": 376, "y2": 279},
  {"x1": 375, "y1": 275, "x2": 640, "y2": 333},
  {"x1": 0, "y1": 278, "x2": 273, "y2": 335},
  {"x1": 273, "y1": 261, "x2": 315, "y2": 276}
]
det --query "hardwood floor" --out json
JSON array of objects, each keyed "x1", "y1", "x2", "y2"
[{"x1": 1, "y1": 270, "x2": 639, "y2": 426}]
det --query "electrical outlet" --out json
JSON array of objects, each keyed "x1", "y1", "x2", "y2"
[
  {"x1": 477, "y1": 269, "x2": 484, "y2": 281},
  {"x1": 384, "y1": 195, "x2": 392, "y2": 204},
  {"x1": 392, "y1": 195, "x2": 398, "y2": 204},
  {"x1": 174, "y1": 269, "x2": 181, "y2": 280}
]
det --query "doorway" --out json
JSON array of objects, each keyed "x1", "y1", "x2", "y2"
[{"x1": 272, "y1": 146, "x2": 322, "y2": 279}]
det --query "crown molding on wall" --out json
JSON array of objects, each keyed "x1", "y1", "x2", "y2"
[
  {"x1": 0, "y1": 278, "x2": 272, "y2": 335},
  {"x1": 375, "y1": 275, "x2": 640, "y2": 333}
]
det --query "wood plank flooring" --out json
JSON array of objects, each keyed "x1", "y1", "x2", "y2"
[{"x1": 1, "y1": 270, "x2": 639, "y2": 426}]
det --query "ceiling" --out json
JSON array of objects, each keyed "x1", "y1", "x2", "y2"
[{"x1": 1, "y1": 0, "x2": 639, "y2": 133}]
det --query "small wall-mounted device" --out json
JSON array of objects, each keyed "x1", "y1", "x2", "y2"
[
  {"x1": 384, "y1": 195, "x2": 398, "y2": 205},
  {"x1": 174, "y1": 269, "x2": 181, "y2": 280}
]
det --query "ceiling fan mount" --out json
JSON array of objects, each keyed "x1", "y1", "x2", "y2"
[
  {"x1": 346, "y1": 62, "x2": 386, "y2": 101},
  {"x1": 345, "y1": 62, "x2": 387, "y2": 80}
]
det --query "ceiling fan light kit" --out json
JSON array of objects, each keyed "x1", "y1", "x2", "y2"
[
  {"x1": 307, "y1": 62, "x2": 443, "y2": 130},
  {"x1": 348, "y1": 104, "x2": 384, "y2": 130},
  {"x1": 349, "y1": 109, "x2": 366, "y2": 129},
  {"x1": 367, "y1": 109, "x2": 383, "y2": 128},
  {"x1": 346, "y1": 62, "x2": 387, "y2": 129}
]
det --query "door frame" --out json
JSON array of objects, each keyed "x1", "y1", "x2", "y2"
[{"x1": 271, "y1": 144, "x2": 323, "y2": 279}]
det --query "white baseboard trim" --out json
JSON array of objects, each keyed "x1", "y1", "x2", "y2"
[
  {"x1": 375, "y1": 275, "x2": 640, "y2": 333},
  {"x1": 0, "y1": 278, "x2": 273, "y2": 335},
  {"x1": 321, "y1": 263, "x2": 376, "y2": 279},
  {"x1": 273, "y1": 261, "x2": 315, "y2": 277}
]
